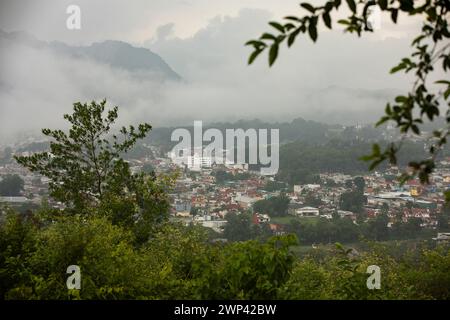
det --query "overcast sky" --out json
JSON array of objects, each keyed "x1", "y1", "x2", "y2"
[{"x1": 0, "y1": 0, "x2": 433, "y2": 143}]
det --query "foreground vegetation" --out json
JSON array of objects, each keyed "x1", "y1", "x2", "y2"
[{"x1": 1, "y1": 209, "x2": 449, "y2": 300}]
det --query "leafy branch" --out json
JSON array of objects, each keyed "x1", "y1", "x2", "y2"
[{"x1": 247, "y1": 0, "x2": 450, "y2": 196}]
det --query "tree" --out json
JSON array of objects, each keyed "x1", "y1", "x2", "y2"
[
  {"x1": 246, "y1": 0, "x2": 450, "y2": 196},
  {"x1": 190, "y1": 207, "x2": 200, "y2": 216},
  {"x1": 15, "y1": 100, "x2": 151, "y2": 212},
  {"x1": 263, "y1": 180, "x2": 286, "y2": 192},
  {"x1": 304, "y1": 191, "x2": 323, "y2": 207},
  {"x1": 141, "y1": 163, "x2": 155, "y2": 174},
  {"x1": 253, "y1": 194, "x2": 290, "y2": 217},
  {"x1": 438, "y1": 202, "x2": 450, "y2": 231},
  {"x1": 339, "y1": 190, "x2": 367, "y2": 213},
  {"x1": 353, "y1": 176, "x2": 365, "y2": 192},
  {"x1": 4, "y1": 214, "x2": 154, "y2": 299},
  {"x1": 381, "y1": 202, "x2": 389, "y2": 215},
  {"x1": 403, "y1": 217, "x2": 423, "y2": 237},
  {"x1": 223, "y1": 212, "x2": 256, "y2": 241},
  {"x1": 345, "y1": 179, "x2": 354, "y2": 189},
  {"x1": 364, "y1": 213, "x2": 390, "y2": 240},
  {"x1": 0, "y1": 175, "x2": 24, "y2": 197},
  {"x1": 211, "y1": 170, "x2": 233, "y2": 184},
  {"x1": 0, "y1": 209, "x2": 37, "y2": 298}
]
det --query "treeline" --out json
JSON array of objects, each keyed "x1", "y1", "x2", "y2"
[
  {"x1": 143, "y1": 117, "x2": 386, "y2": 153},
  {"x1": 276, "y1": 140, "x2": 427, "y2": 185},
  {"x1": 223, "y1": 208, "x2": 439, "y2": 246},
  {"x1": 285, "y1": 215, "x2": 436, "y2": 245}
]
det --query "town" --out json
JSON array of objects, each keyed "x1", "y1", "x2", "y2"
[{"x1": 1, "y1": 136, "x2": 449, "y2": 245}]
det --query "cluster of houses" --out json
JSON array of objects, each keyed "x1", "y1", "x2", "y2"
[
  {"x1": 166, "y1": 161, "x2": 449, "y2": 237},
  {"x1": 1, "y1": 143, "x2": 449, "y2": 241}
]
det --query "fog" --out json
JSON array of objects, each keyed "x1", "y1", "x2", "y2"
[{"x1": 0, "y1": 1, "x2": 427, "y2": 144}]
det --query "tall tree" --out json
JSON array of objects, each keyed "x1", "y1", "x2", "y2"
[
  {"x1": 15, "y1": 100, "x2": 151, "y2": 212},
  {"x1": 0, "y1": 174, "x2": 24, "y2": 197}
]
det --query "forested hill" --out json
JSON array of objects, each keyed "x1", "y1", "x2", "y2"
[
  {"x1": 276, "y1": 140, "x2": 429, "y2": 185},
  {"x1": 145, "y1": 117, "x2": 387, "y2": 151}
]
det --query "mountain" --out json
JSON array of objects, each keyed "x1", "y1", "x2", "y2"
[{"x1": 0, "y1": 30, "x2": 181, "y2": 81}]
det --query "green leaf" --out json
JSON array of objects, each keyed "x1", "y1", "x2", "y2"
[
  {"x1": 390, "y1": 63, "x2": 405, "y2": 74},
  {"x1": 322, "y1": 12, "x2": 332, "y2": 29},
  {"x1": 245, "y1": 40, "x2": 265, "y2": 47},
  {"x1": 444, "y1": 190, "x2": 450, "y2": 202},
  {"x1": 376, "y1": 116, "x2": 390, "y2": 127},
  {"x1": 369, "y1": 159, "x2": 383, "y2": 171},
  {"x1": 300, "y1": 3, "x2": 316, "y2": 13},
  {"x1": 391, "y1": 9, "x2": 398, "y2": 23},
  {"x1": 444, "y1": 88, "x2": 450, "y2": 100},
  {"x1": 335, "y1": 242, "x2": 344, "y2": 251},
  {"x1": 360, "y1": 154, "x2": 375, "y2": 161},
  {"x1": 308, "y1": 21, "x2": 318, "y2": 42},
  {"x1": 338, "y1": 19, "x2": 350, "y2": 25},
  {"x1": 248, "y1": 49, "x2": 262, "y2": 65},
  {"x1": 269, "y1": 21, "x2": 285, "y2": 33},
  {"x1": 373, "y1": 143, "x2": 381, "y2": 155},
  {"x1": 269, "y1": 43, "x2": 279, "y2": 66},
  {"x1": 260, "y1": 33, "x2": 277, "y2": 41},
  {"x1": 412, "y1": 35, "x2": 425, "y2": 45},
  {"x1": 346, "y1": 0, "x2": 357, "y2": 13},
  {"x1": 395, "y1": 95, "x2": 408, "y2": 103},
  {"x1": 378, "y1": 0, "x2": 388, "y2": 10},
  {"x1": 287, "y1": 29, "x2": 301, "y2": 47},
  {"x1": 284, "y1": 23, "x2": 296, "y2": 31},
  {"x1": 284, "y1": 16, "x2": 301, "y2": 22}
]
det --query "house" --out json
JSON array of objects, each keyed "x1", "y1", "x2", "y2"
[
  {"x1": 304, "y1": 184, "x2": 321, "y2": 191},
  {"x1": 269, "y1": 223, "x2": 285, "y2": 235},
  {"x1": 175, "y1": 211, "x2": 191, "y2": 218},
  {"x1": 0, "y1": 196, "x2": 29, "y2": 204},
  {"x1": 234, "y1": 194, "x2": 261, "y2": 209},
  {"x1": 201, "y1": 219, "x2": 227, "y2": 233},
  {"x1": 338, "y1": 210, "x2": 356, "y2": 220},
  {"x1": 293, "y1": 206, "x2": 320, "y2": 217},
  {"x1": 174, "y1": 200, "x2": 191, "y2": 212},
  {"x1": 293, "y1": 185, "x2": 302, "y2": 194},
  {"x1": 252, "y1": 213, "x2": 271, "y2": 224},
  {"x1": 433, "y1": 233, "x2": 450, "y2": 243}
]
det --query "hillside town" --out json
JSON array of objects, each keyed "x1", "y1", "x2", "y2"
[{"x1": 1, "y1": 142, "x2": 449, "y2": 242}]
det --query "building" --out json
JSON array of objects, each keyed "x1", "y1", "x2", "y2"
[
  {"x1": 433, "y1": 233, "x2": 450, "y2": 243},
  {"x1": 293, "y1": 206, "x2": 320, "y2": 217},
  {"x1": 0, "y1": 196, "x2": 29, "y2": 204},
  {"x1": 234, "y1": 194, "x2": 261, "y2": 209}
]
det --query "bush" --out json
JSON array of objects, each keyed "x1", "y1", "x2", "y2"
[{"x1": 5, "y1": 215, "x2": 153, "y2": 299}]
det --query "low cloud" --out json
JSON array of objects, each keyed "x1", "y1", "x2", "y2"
[{"x1": 0, "y1": 8, "x2": 425, "y2": 144}]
